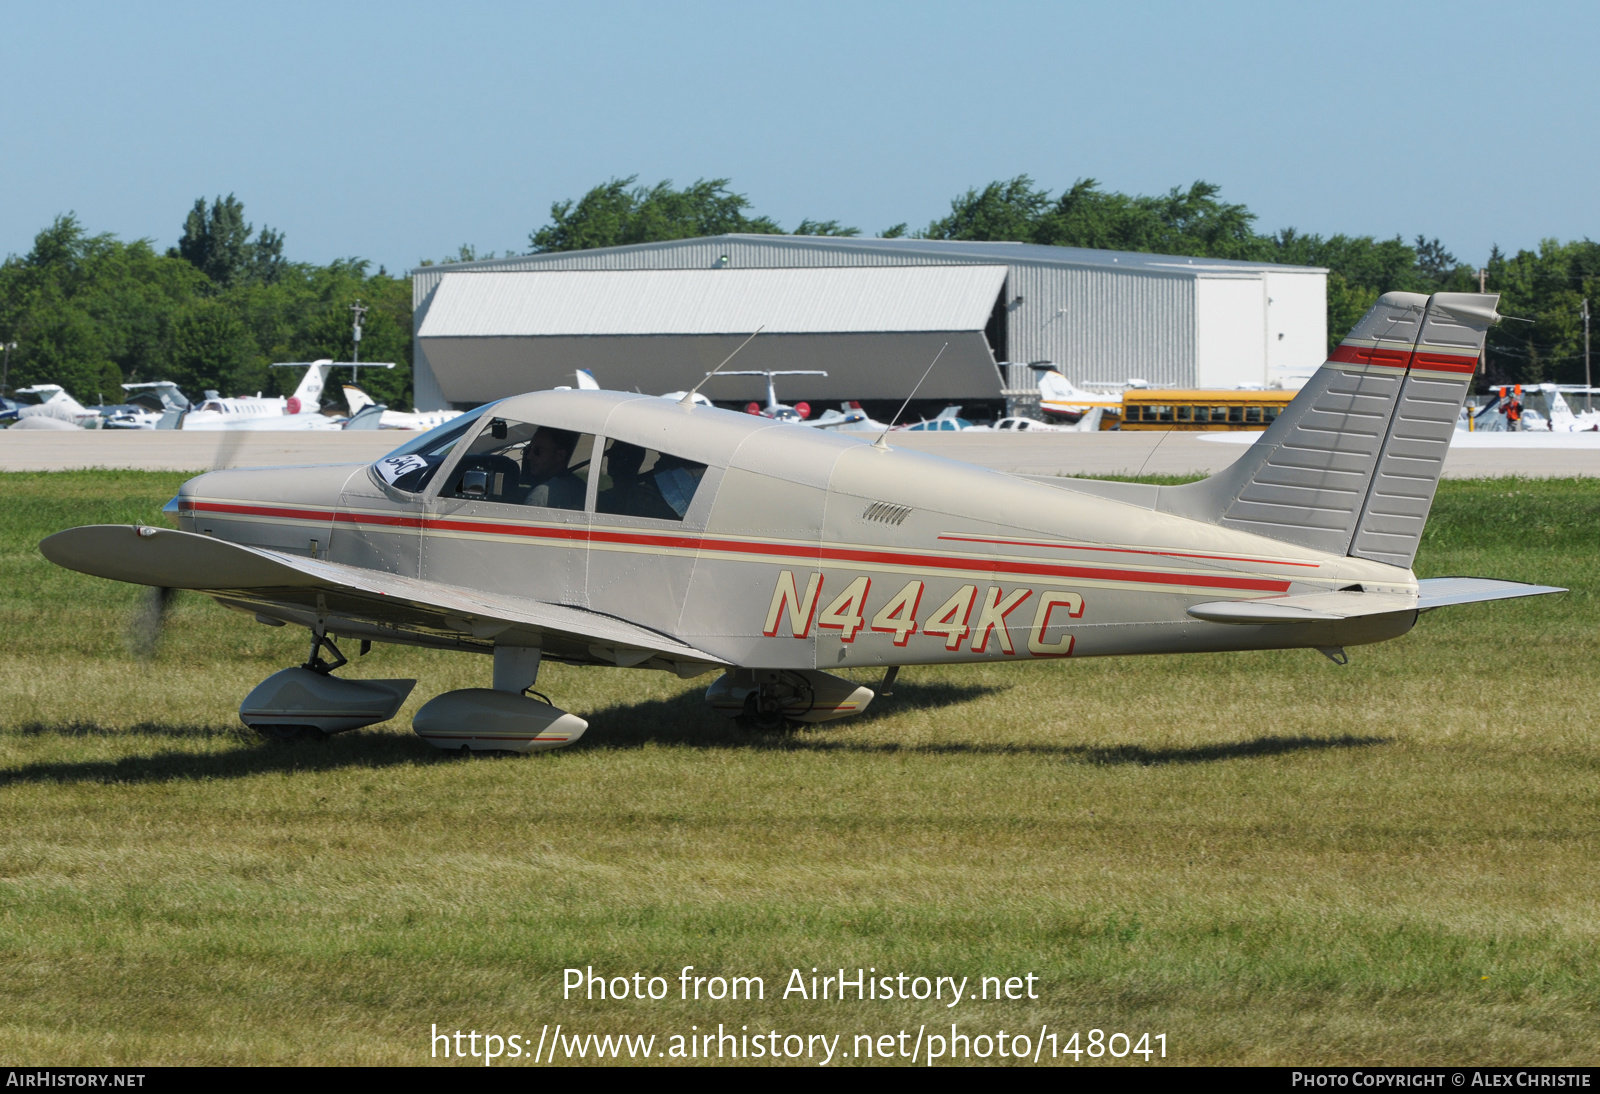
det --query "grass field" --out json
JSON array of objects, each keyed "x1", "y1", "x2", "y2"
[{"x1": 0, "y1": 470, "x2": 1595, "y2": 1066}]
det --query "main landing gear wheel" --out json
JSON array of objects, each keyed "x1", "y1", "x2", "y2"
[{"x1": 735, "y1": 691, "x2": 800, "y2": 733}]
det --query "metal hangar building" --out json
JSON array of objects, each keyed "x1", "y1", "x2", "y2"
[{"x1": 409, "y1": 235, "x2": 1327, "y2": 412}]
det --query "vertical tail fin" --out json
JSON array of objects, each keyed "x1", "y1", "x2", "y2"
[
  {"x1": 290, "y1": 360, "x2": 334, "y2": 408},
  {"x1": 342, "y1": 383, "x2": 375, "y2": 413},
  {"x1": 1160, "y1": 291, "x2": 1498, "y2": 568}
]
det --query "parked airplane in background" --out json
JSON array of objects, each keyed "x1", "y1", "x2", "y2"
[
  {"x1": 807, "y1": 401, "x2": 888, "y2": 432},
  {"x1": 711, "y1": 369, "x2": 829, "y2": 423},
  {"x1": 697, "y1": 368, "x2": 890, "y2": 431},
  {"x1": 4, "y1": 385, "x2": 103, "y2": 429},
  {"x1": 1533, "y1": 384, "x2": 1600, "y2": 432},
  {"x1": 342, "y1": 384, "x2": 463, "y2": 431},
  {"x1": 174, "y1": 361, "x2": 341, "y2": 431},
  {"x1": 965, "y1": 416, "x2": 1073, "y2": 433},
  {"x1": 1037, "y1": 368, "x2": 1127, "y2": 423},
  {"x1": 42, "y1": 291, "x2": 1565, "y2": 754},
  {"x1": 899, "y1": 406, "x2": 974, "y2": 431},
  {"x1": 104, "y1": 382, "x2": 193, "y2": 429}
]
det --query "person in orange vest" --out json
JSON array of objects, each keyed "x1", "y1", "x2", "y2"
[{"x1": 1506, "y1": 385, "x2": 1523, "y2": 431}]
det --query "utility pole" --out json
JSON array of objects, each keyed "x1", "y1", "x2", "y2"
[
  {"x1": 1478, "y1": 267, "x2": 1487, "y2": 293},
  {"x1": 1584, "y1": 298, "x2": 1592, "y2": 413},
  {"x1": 349, "y1": 300, "x2": 369, "y2": 384},
  {"x1": 0, "y1": 341, "x2": 15, "y2": 398}
]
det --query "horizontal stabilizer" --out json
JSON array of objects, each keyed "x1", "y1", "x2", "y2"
[
  {"x1": 1187, "y1": 589, "x2": 1417, "y2": 625},
  {"x1": 1415, "y1": 577, "x2": 1566, "y2": 610},
  {"x1": 1188, "y1": 577, "x2": 1566, "y2": 625}
]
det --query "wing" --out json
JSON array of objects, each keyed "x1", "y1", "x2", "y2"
[{"x1": 41, "y1": 524, "x2": 727, "y2": 673}]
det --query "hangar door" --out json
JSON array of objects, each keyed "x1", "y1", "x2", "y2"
[{"x1": 416, "y1": 265, "x2": 1010, "y2": 405}]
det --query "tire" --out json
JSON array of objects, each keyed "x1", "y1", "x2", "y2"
[{"x1": 734, "y1": 693, "x2": 798, "y2": 733}]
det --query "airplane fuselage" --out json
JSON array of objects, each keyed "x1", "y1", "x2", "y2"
[{"x1": 174, "y1": 390, "x2": 1419, "y2": 671}]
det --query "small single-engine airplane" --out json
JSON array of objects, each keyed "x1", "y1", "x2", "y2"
[{"x1": 41, "y1": 291, "x2": 1563, "y2": 752}]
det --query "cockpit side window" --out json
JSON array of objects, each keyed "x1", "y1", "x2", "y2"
[
  {"x1": 371, "y1": 413, "x2": 481, "y2": 494},
  {"x1": 442, "y1": 416, "x2": 596, "y2": 511},
  {"x1": 594, "y1": 438, "x2": 707, "y2": 521}
]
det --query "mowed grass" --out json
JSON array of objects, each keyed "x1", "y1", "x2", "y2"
[{"x1": 0, "y1": 470, "x2": 1596, "y2": 1066}]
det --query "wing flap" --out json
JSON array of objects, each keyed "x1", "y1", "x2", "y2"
[{"x1": 40, "y1": 524, "x2": 727, "y2": 665}]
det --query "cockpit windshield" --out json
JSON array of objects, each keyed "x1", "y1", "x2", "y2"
[{"x1": 370, "y1": 407, "x2": 491, "y2": 493}]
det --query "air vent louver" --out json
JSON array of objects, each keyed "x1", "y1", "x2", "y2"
[{"x1": 862, "y1": 502, "x2": 912, "y2": 526}]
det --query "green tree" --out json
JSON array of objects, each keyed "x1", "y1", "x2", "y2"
[
  {"x1": 792, "y1": 219, "x2": 860, "y2": 237},
  {"x1": 173, "y1": 194, "x2": 286, "y2": 287},
  {"x1": 0, "y1": 205, "x2": 414, "y2": 408},
  {"x1": 922, "y1": 175, "x2": 1055, "y2": 244},
  {"x1": 0, "y1": 214, "x2": 204, "y2": 400},
  {"x1": 529, "y1": 176, "x2": 783, "y2": 252},
  {"x1": 1480, "y1": 239, "x2": 1600, "y2": 387},
  {"x1": 922, "y1": 176, "x2": 1268, "y2": 260},
  {"x1": 170, "y1": 299, "x2": 254, "y2": 396}
]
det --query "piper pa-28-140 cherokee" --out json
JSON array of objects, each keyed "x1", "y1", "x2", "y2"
[{"x1": 41, "y1": 291, "x2": 1563, "y2": 751}]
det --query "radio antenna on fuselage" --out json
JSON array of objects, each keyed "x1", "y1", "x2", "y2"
[
  {"x1": 680, "y1": 326, "x2": 764, "y2": 405},
  {"x1": 872, "y1": 342, "x2": 949, "y2": 450}
]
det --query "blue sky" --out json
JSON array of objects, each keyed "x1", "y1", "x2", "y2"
[{"x1": 2, "y1": 1, "x2": 1593, "y2": 272}]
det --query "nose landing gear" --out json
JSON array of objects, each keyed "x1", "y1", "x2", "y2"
[{"x1": 705, "y1": 669, "x2": 877, "y2": 732}]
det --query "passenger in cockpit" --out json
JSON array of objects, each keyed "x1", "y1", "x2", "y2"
[
  {"x1": 518, "y1": 427, "x2": 585, "y2": 510},
  {"x1": 596, "y1": 442, "x2": 679, "y2": 520}
]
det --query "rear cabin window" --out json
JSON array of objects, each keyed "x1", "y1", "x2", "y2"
[
  {"x1": 594, "y1": 439, "x2": 707, "y2": 521},
  {"x1": 443, "y1": 416, "x2": 598, "y2": 511}
]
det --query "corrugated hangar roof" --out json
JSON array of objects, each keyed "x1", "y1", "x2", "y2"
[
  {"x1": 416, "y1": 264, "x2": 1010, "y2": 338},
  {"x1": 411, "y1": 234, "x2": 1326, "y2": 282}
]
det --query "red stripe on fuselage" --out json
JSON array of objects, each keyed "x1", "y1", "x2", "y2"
[{"x1": 188, "y1": 501, "x2": 1292, "y2": 593}]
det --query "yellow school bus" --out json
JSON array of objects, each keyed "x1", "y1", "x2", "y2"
[{"x1": 1117, "y1": 388, "x2": 1297, "y2": 430}]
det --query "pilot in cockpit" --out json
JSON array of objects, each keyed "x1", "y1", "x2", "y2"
[{"x1": 518, "y1": 427, "x2": 586, "y2": 510}]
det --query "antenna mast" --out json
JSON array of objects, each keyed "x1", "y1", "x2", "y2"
[
  {"x1": 680, "y1": 326, "x2": 764, "y2": 405},
  {"x1": 873, "y1": 342, "x2": 949, "y2": 450}
]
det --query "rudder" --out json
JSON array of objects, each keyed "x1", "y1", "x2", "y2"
[{"x1": 1159, "y1": 291, "x2": 1497, "y2": 568}]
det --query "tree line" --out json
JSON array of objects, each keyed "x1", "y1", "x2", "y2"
[
  {"x1": 0, "y1": 196, "x2": 413, "y2": 409},
  {"x1": 4, "y1": 178, "x2": 1595, "y2": 406}
]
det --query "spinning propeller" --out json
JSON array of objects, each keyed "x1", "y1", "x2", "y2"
[{"x1": 127, "y1": 427, "x2": 250, "y2": 658}]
